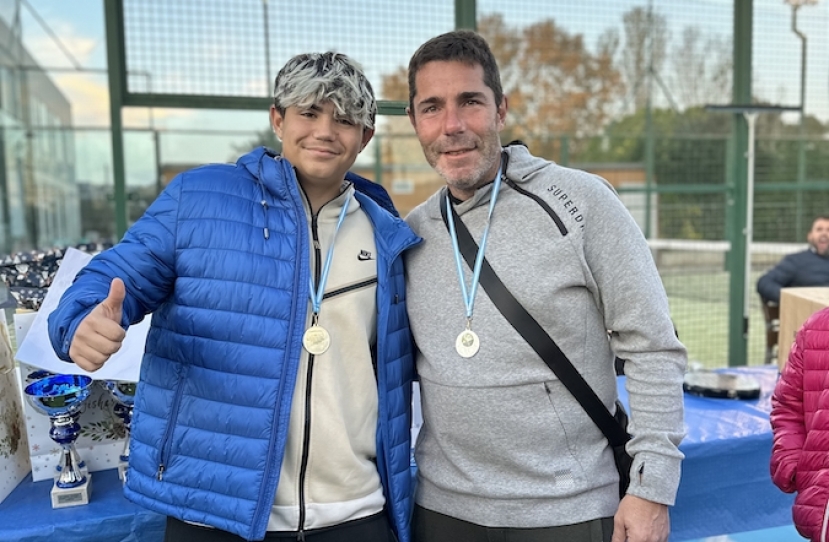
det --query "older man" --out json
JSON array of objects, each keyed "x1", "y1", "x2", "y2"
[{"x1": 404, "y1": 30, "x2": 686, "y2": 542}]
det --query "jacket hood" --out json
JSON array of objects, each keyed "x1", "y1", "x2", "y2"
[
  {"x1": 237, "y1": 145, "x2": 276, "y2": 176},
  {"x1": 237, "y1": 146, "x2": 399, "y2": 217},
  {"x1": 502, "y1": 142, "x2": 554, "y2": 184},
  {"x1": 237, "y1": 147, "x2": 418, "y2": 254}
]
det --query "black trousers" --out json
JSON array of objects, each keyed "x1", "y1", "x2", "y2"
[
  {"x1": 413, "y1": 505, "x2": 613, "y2": 542},
  {"x1": 164, "y1": 511, "x2": 395, "y2": 542}
]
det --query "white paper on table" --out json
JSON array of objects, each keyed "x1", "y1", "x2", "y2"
[{"x1": 14, "y1": 247, "x2": 149, "y2": 382}]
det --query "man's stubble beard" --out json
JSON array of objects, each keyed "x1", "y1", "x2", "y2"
[
  {"x1": 432, "y1": 156, "x2": 495, "y2": 193},
  {"x1": 425, "y1": 137, "x2": 501, "y2": 194}
]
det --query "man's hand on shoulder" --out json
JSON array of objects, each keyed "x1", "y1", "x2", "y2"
[
  {"x1": 69, "y1": 278, "x2": 127, "y2": 372},
  {"x1": 612, "y1": 494, "x2": 669, "y2": 542}
]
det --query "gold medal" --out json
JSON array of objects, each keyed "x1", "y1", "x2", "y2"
[
  {"x1": 455, "y1": 329, "x2": 480, "y2": 358},
  {"x1": 303, "y1": 325, "x2": 331, "y2": 355}
]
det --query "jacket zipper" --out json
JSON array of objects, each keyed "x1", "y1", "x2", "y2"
[
  {"x1": 296, "y1": 350, "x2": 315, "y2": 542},
  {"x1": 297, "y1": 212, "x2": 323, "y2": 541},
  {"x1": 821, "y1": 497, "x2": 829, "y2": 542},
  {"x1": 156, "y1": 366, "x2": 188, "y2": 480},
  {"x1": 322, "y1": 278, "x2": 377, "y2": 299},
  {"x1": 252, "y1": 161, "x2": 310, "y2": 537}
]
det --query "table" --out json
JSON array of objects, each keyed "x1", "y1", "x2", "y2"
[
  {"x1": 778, "y1": 287, "x2": 829, "y2": 369},
  {"x1": 619, "y1": 365, "x2": 795, "y2": 541},
  {"x1": 0, "y1": 467, "x2": 164, "y2": 542},
  {"x1": 0, "y1": 367, "x2": 793, "y2": 542}
]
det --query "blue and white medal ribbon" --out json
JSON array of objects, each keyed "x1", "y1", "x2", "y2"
[
  {"x1": 445, "y1": 162, "x2": 504, "y2": 358},
  {"x1": 302, "y1": 197, "x2": 350, "y2": 355}
]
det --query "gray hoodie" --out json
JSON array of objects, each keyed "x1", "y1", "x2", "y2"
[{"x1": 405, "y1": 144, "x2": 686, "y2": 528}]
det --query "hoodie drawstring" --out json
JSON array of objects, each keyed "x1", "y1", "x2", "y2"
[
  {"x1": 261, "y1": 199, "x2": 270, "y2": 239},
  {"x1": 256, "y1": 153, "x2": 272, "y2": 240}
]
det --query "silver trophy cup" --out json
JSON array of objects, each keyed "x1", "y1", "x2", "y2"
[
  {"x1": 103, "y1": 380, "x2": 136, "y2": 482},
  {"x1": 24, "y1": 374, "x2": 94, "y2": 508}
]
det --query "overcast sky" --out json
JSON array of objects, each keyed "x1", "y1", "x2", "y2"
[{"x1": 5, "y1": 0, "x2": 828, "y2": 188}]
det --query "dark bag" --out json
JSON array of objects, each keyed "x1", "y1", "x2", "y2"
[
  {"x1": 440, "y1": 189, "x2": 633, "y2": 499},
  {"x1": 612, "y1": 401, "x2": 633, "y2": 497}
]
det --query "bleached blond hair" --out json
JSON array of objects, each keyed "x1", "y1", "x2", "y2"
[{"x1": 273, "y1": 51, "x2": 376, "y2": 130}]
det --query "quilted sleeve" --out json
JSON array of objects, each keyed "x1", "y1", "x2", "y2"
[
  {"x1": 770, "y1": 337, "x2": 807, "y2": 493},
  {"x1": 48, "y1": 177, "x2": 182, "y2": 361}
]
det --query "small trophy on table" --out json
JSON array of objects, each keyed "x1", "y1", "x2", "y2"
[
  {"x1": 25, "y1": 369, "x2": 88, "y2": 480},
  {"x1": 24, "y1": 374, "x2": 94, "y2": 508},
  {"x1": 103, "y1": 380, "x2": 136, "y2": 482}
]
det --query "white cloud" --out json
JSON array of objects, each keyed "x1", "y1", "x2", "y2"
[
  {"x1": 51, "y1": 73, "x2": 192, "y2": 127},
  {"x1": 24, "y1": 21, "x2": 99, "y2": 68}
]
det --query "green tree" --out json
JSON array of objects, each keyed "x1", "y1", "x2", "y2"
[{"x1": 578, "y1": 105, "x2": 827, "y2": 240}]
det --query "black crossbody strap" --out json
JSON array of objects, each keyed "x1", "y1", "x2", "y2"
[{"x1": 440, "y1": 193, "x2": 629, "y2": 446}]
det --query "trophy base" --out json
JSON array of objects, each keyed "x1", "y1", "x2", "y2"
[
  {"x1": 50, "y1": 474, "x2": 92, "y2": 509},
  {"x1": 118, "y1": 461, "x2": 128, "y2": 483}
]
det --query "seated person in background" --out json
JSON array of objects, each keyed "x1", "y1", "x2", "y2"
[
  {"x1": 770, "y1": 306, "x2": 829, "y2": 542},
  {"x1": 757, "y1": 216, "x2": 829, "y2": 304}
]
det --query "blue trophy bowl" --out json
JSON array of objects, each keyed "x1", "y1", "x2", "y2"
[
  {"x1": 24, "y1": 374, "x2": 93, "y2": 418},
  {"x1": 24, "y1": 374, "x2": 94, "y2": 489},
  {"x1": 103, "y1": 380, "x2": 136, "y2": 408}
]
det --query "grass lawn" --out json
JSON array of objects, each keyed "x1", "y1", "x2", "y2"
[{"x1": 661, "y1": 270, "x2": 769, "y2": 369}]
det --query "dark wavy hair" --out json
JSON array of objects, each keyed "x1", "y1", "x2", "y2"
[{"x1": 407, "y1": 30, "x2": 503, "y2": 113}]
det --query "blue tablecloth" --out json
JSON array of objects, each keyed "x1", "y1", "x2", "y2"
[
  {"x1": 0, "y1": 366, "x2": 793, "y2": 541},
  {"x1": 618, "y1": 365, "x2": 795, "y2": 541},
  {"x1": 0, "y1": 467, "x2": 164, "y2": 542}
]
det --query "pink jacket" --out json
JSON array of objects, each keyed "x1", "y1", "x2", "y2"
[{"x1": 770, "y1": 306, "x2": 829, "y2": 542}]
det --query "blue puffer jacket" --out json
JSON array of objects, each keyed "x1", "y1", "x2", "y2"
[{"x1": 48, "y1": 147, "x2": 420, "y2": 541}]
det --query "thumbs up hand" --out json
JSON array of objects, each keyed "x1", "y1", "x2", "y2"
[{"x1": 69, "y1": 278, "x2": 128, "y2": 372}]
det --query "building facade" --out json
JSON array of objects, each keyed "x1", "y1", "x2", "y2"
[{"x1": 0, "y1": 15, "x2": 79, "y2": 254}]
